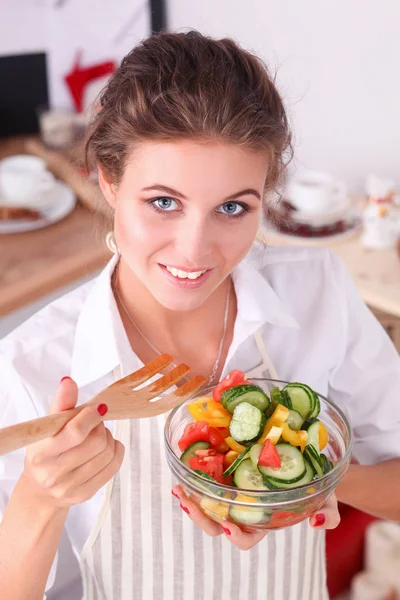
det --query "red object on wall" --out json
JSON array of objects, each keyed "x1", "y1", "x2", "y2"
[
  {"x1": 326, "y1": 503, "x2": 378, "y2": 598},
  {"x1": 64, "y1": 51, "x2": 116, "y2": 113}
]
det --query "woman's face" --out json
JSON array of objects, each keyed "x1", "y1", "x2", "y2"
[{"x1": 101, "y1": 140, "x2": 268, "y2": 312}]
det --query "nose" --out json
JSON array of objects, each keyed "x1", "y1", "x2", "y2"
[{"x1": 174, "y1": 214, "x2": 214, "y2": 267}]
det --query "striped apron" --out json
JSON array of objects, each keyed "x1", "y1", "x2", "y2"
[{"x1": 79, "y1": 332, "x2": 328, "y2": 600}]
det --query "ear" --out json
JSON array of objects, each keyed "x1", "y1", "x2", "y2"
[{"x1": 98, "y1": 167, "x2": 117, "y2": 209}]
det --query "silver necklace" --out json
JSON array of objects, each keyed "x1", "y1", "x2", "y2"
[{"x1": 113, "y1": 264, "x2": 231, "y2": 385}]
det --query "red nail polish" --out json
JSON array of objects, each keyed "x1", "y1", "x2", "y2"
[
  {"x1": 97, "y1": 404, "x2": 108, "y2": 416},
  {"x1": 171, "y1": 490, "x2": 180, "y2": 499},
  {"x1": 314, "y1": 513, "x2": 326, "y2": 526},
  {"x1": 60, "y1": 376, "x2": 71, "y2": 383},
  {"x1": 180, "y1": 503, "x2": 190, "y2": 515},
  {"x1": 221, "y1": 526, "x2": 231, "y2": 535}
]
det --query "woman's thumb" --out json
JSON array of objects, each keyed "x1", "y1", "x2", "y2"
[{"x1": 49, "y1": 376, "x2": 78, "y2": 414}]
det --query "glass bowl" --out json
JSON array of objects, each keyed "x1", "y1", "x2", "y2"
[{"x1": 164, "y1": 378, "x2": 353, "y2": 532}]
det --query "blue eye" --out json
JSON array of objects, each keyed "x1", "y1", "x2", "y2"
[
  {"x1": 217, "y1": 202, "x2": 246, "y2": 216},
  {"x1": 152, "y1": 197, "x2": 178, "y2": 211}
]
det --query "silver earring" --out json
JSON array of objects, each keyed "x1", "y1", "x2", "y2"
[{"x1": 105, "y1": 231, "x2": 119, "y2": 254}]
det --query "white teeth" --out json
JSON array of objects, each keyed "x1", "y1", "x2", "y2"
[{"x1": 165, "y1": 266, "x2": 206, "y2": 279}]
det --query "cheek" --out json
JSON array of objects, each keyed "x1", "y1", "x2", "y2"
[
  {"x1": 114, "y1": 203, "x2": 168, "y2": 255},
  {"x1": 219, "y1": 214, "x2": 260, "y2": 261}
]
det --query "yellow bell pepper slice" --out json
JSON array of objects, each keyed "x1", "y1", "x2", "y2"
[
  {"x1": 269, "y1": 404, "x2": 290, "y2": 423},
  {"x1": 200, "y1": 497, "x2": 230, "y2": 521},
  {"x1": 188, "y1": 398, "x2": 232, "y2": 427},
  {"x1": 319, "y1": 422, "x2": 329, "y2": 450},
  {"x1": 281, "y1": 423, "x2": 308, "y2": 452},
  {"x1": 235, "y1": 493, "x2": 256, "y2": 503},
  {"x1": 225, "y1": 437, "x2": 247, "y2": 454},
  {"x1": 264, "y1": 425, "x2": 283, "y2": 445},
  {"x1": 296, "y1": 430, "x2": 308, "y2": 453},
  {"x1": 224, "y1": 450, "x2": 239, "y2": 469}
]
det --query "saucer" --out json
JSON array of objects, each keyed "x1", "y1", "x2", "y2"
[
  {"x1": 266, "y1": 194, "x2": 362, "y2": 240},
  {"x1": 0, "y1": 181, "x2": 76, "y2": 234}
]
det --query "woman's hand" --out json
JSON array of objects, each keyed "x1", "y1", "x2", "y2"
[
  {"x1": 172, "y1": 485, "x2": 340, "y2": 550},
  {"x1": 22, "y1": 377, "x2": 125, "y2": 509}
]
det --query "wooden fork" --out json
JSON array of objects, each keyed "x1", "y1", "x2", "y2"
[{"x1": 0, "y1": 354, "x2": 206, "y2": 456}]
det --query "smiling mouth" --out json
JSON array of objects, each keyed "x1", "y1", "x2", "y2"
[{"x1": 163, "y1": 265, "x2": 209, "y2": 280}]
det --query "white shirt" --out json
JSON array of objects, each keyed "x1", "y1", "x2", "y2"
[{"x1": 1, "y1": 243, "x2": 400, "y2": 595}]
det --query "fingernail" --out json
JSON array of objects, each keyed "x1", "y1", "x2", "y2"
[
  {"x1": 180, "y1": 503, "x2": 190, "y2": 515},
  {"x1": 171, "y1": 490, "x2": 180, "y2": 499},
  {"x1": 60, "y1": 376, "x2": 71, "y2": 383},
  {"x1": 97, "y1": 404, "x2": 108, "y2": 416},
  {"x1": 221, "y1": 526, "x2": 231, "y2": 535},
  {"x1": 313, "y1": 513, "x2": 326, "y2": 526}
]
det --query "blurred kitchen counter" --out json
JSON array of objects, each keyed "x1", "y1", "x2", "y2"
[
  {"x1": 0, "y1": 137, "x2": 109, "y2": 317},
  {"x1": 266, "y1": 231, "x2": 400, "y2": 347}
]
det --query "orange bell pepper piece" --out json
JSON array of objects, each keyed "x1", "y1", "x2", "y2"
[
  {"x1": 188, "y1": 398, "x2": 232, "y2": 427},
  {"x1": 319, "y1": 422, "x2": 329, "y2": 450}
]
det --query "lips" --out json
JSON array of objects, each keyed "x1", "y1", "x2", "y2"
[{"x1": 159, "y1": 264, "x2": 213, "y2": 289}]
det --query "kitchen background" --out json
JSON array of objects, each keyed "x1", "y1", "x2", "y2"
[{"x1": 1, "y1": 2, "x2": 400, "y2": 599}]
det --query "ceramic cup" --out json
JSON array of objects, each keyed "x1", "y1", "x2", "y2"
[
  {"x1": 0, "y1": 155, "x2": 55, "y2": 207},
  {"x1": 287, "y1": 170, "x2": 347, "y2": 214}
]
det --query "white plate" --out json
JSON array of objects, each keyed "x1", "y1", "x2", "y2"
[
  {"x1": 277, "y1": 193, "x2": 362, "y2": 226},
  {"x1": 0, "y1": 181, "x2": 76, "y2": 234}
]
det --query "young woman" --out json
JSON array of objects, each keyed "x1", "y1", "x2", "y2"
[{"x1": 1, "y1": 31, "x2": 399, "y2": 600}]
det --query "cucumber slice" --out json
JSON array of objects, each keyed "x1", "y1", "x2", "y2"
[
  {"x1": 229, "y1": 402, "x2": 266, "y2": 444},
  {"x1": 319, "y1": 454, "x2": 332, "y2": 475},
  {"x1": 223, "y1": 446, "x2": 251, "y2": 477},
  {"x1": 263, "y1": 458, "x2": 314, "y2": 489},
  {"x1": 283, "y1": 384, "x2": 314, "y2": 420},
  {"x1": 229, "y1": 503, "x2": 270, "y2": 525},
  {"x1": 308, "y1": 393, "x2": 321, "y2": 419},
  {"x1": 305, "y1": 420, "x2": 320, "y2": 453},
  {"x1": 257, "y1": 443, "x2": 306, "y2": 483},
  {"x1": 303, "y1": 445, "x2": 324, "y2": 478},
  {"x1": 233, "y1": 459, "x2": 270, "y2": 491},
  {"x1": 180, "y1": 441, "x2": 210, "y2": 466},
  {"x1": 271, "y1": 386, "x2": 292, "y2": 409},
  {"x1": 222, "y1": 384, "x2": 270, "y2": 414},
  {"x1": 249, "y1": 443, "x2": 262, "y2": 469},
  {"x1": 286, "y1": 409, "x2": 304, "y2": 431},
  {"x1": 291, "y1": 382, "x2": 320, "y2": 419}
]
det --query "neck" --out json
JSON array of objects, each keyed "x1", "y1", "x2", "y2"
[{"x1": 113, "y1": 257, "x2": 236, "y2": 362}]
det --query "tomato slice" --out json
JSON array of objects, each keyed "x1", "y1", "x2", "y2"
[
  {"x1": 216, "y1": 426, "x2": 231, "y2": 439},
  {"x1": 189, "y1": 452, "x2": 225, "y2": 483},
  {"x1": 212, "y1": 369, "x2": 248, "y2": 402},
  {"x1": 178, "y1": 421, "x2": 210, "y2": 452},
  {"x1": 208, "y1": 427, "x2": 229, "y2": 452},
  {"x1": 258, "y1": 439, "x2": 281, "y2": 468}
]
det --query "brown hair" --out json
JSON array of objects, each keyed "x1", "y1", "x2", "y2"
[{"x1": 84, "y1": 30, "x2": 292, "y2": 195}]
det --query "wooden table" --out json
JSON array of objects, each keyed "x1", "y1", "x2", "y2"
[
  {"x1": 0, "y1": 138, "x2": 109, "y2": 317},
  {"x1": 266, "y1": 231, "x2": 400, "y2": 319}
]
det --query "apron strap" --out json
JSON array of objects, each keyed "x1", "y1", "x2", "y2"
[{"x1": 245, "y1": 329, "x2": 279, "y2": 380}]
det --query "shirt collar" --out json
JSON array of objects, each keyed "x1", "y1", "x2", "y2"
[
  {"x1": 71, "y1": 245, "x2": 299, "y2": 387},
  {"x1": 226, "y1": 246, "x2": 299, "y2": 364}
]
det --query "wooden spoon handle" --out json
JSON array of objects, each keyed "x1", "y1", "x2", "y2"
[{"x1": 0, "y1": 406, "x2": 85, "y2": 456}]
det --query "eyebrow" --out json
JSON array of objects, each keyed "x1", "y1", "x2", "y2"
[{"x1": 141, "y1": 184, "x2": 261, "y2": 202}]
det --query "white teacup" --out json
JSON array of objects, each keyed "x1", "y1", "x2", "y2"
[
  {"x1": 0, "y1": 155, "x2": 55, "y2": 207},
  {"x1": 287, "y1": 170, "x2": 347, "y2": 214}
]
